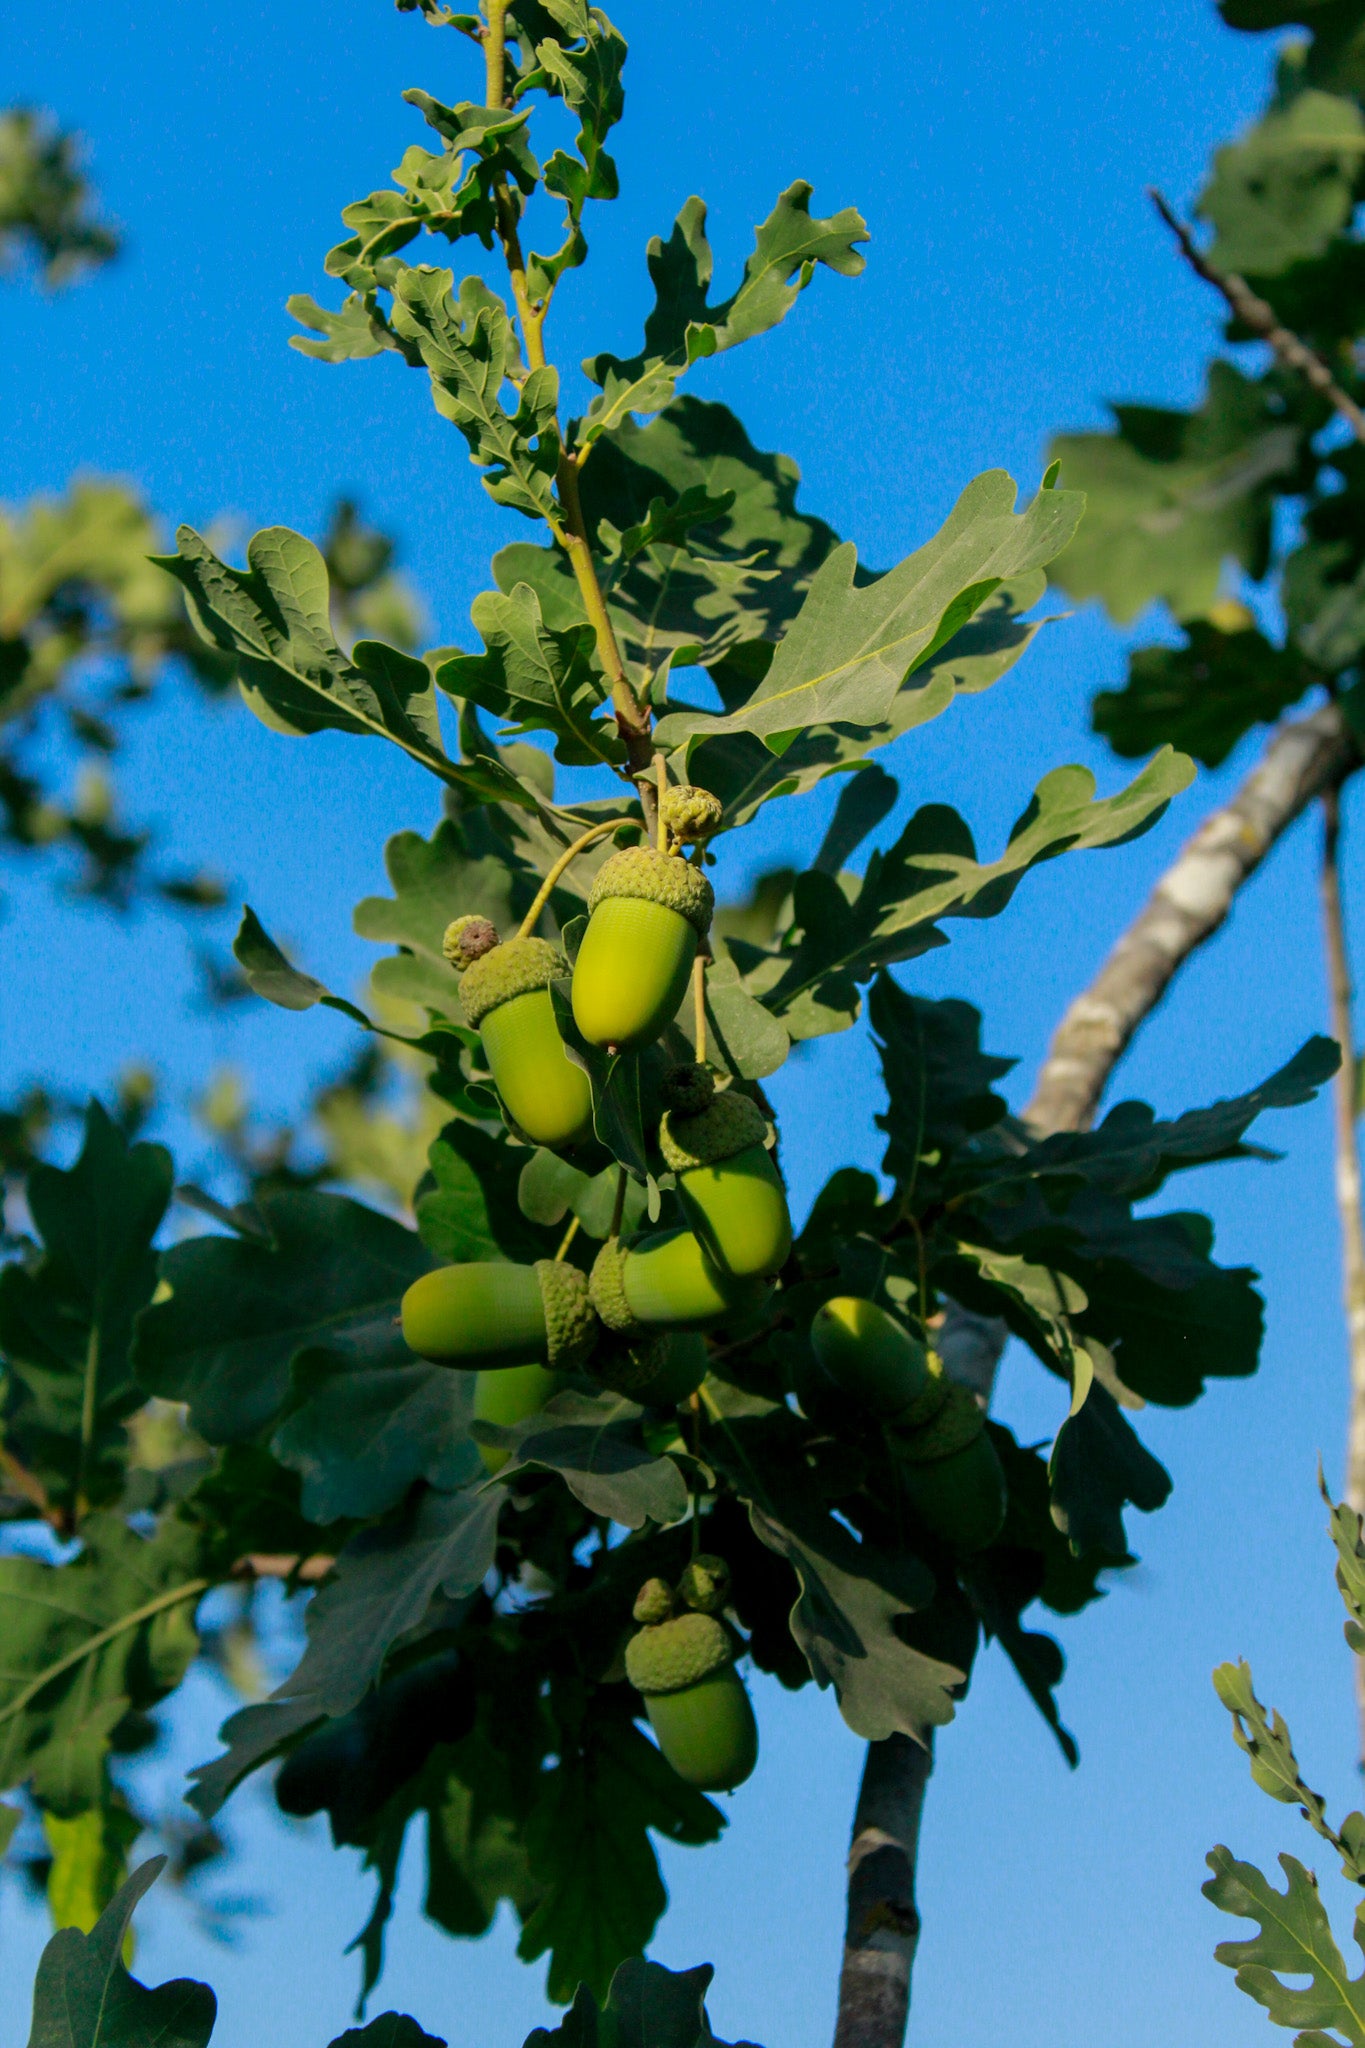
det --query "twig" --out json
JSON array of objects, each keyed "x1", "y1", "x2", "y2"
[
  {"x1": 555, "y1": 1214, "x2": 582, "y2": 1262},
  {"x1": 1149, "y1": 187, "x2": 1365, "y2": 445},
  {"x1": 1320, "y1": 782, "x2": 1365, "y2": 1757},
  {"x1": 231, "y1": 1553, "x2": 336, "y2": 1584},
  {"x1": 1027, "y1": 703, "x2": 1356, "y2": 1135}
]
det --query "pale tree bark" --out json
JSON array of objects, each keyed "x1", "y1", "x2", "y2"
[
  {"x1": 1319, "y1": 783, "x2": 1365, "y2": 1751},
  {"x1": 1028, "y1": 704, "x2": 1355, "y2": 1134},
  {"x1": 832, "y1": 1736, "x2": 933, "y2": 2048}
]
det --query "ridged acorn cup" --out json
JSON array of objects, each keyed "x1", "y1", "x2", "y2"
[
  {"x1": 401, "y1": 1259, "x2": 597, "y2": 1374},
  {"x1": 809, "y1": 1296, "x2": 937, "y2": 1422},
  {"x1": 454, "y1": 932, "x2": 592, "y2": 1151},
  {"x1": 633, "y1": 1330, "x2": 709, "y2": 1407},
  {"x1": 891, "y1": 1383, "x2": 1007, "y2": 1552},
  {"x1": 571, "y1": 849, "x2": 714, "y2": 1053},
  {"x1": 660, "y1": 1084, "x2": 791, "y2": 1281},
  {"x1": 625, "y1": 1611, "x2": 757, "y2": 1791},
  {"x1": 590, "y1": 1230, "x2": 765, "y2": 1336},
  {"x1": 472, "y1": 1362, "x2": 558, "y2": 1474}
]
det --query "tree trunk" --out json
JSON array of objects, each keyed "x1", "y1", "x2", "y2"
[{"x1": 832, "y1": 1735, "x2": 933, "y2": 2048}]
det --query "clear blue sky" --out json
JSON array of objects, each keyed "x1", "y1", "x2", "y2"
[{"x1": 2, "y1": 3, "x2": 1357, "y2": 2046}]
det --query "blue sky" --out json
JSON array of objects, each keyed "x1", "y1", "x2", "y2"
[{"x1": 3, "y1": 3, "x2": 1360, "y2": 2045}]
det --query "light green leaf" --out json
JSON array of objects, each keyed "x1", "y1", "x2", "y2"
[
  {"x1": 390, "y1": 267, "x2": 560, "y2": 518},
  {"x1": 653, "y1": 472, "x2": 1083, "y2": 752},
  {"x1": 1200, "y1": 88, "x2": 1365, "y2": 276},
  {"x1": 437, "y1": 585, "x2": 622, "y2": 767},
  {"x1": 1205, "y1": 1846, "x2": 1365, "y2": 2044},
  {"x1": 1047, "y1": 362, "x2": 1300, "y2": 625}
]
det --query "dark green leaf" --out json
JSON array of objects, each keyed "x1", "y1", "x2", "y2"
[
  {"x1": 517, "y1": 1716, "x2": 724, "y2": 2003},
  {"x1": 1048, "y1": 1384, "x2": 1172, "y2": 1556},
  {"x1": 1094, "y1": 619, "x2": 1318, "y2": 766},
  {"x1": 26, "y1": 1856, "x2": 216, "y2": 2048},
  {"x1": 525, "y1": 1955, "x2": 756, "y2": 2048},
  {"x1": 747, "y1": 1505, "x2": 961, "y2": 1742},
  {"x1": 0, "y1": 1103, "x2": 171, "y2": 1516},
  {"x1": 133, "y1": 1191, "x2": 433, "y2": 1443},
  {"x1": 490, "y1": 1389, "x2": 689, "y2": 1527}
]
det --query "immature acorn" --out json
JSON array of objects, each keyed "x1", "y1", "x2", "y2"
[
  {"x1": 633, "y1": 1330, "x2": 709, "y2": 1407},
  {"x1": 811, "y1": 1296, "x2": 1006, "y2": 1551},
  {"x1": 472, "y1": 1362, "x2": 558, "y2": 1475},
  {"x1": 659, "y1": 1067, "x2": 792, "y2": 1281},
  {"x1": 445, "y1": 916, "x2": 592, "y2": 1151},
  {"x1": 626, "y1": 1573, "x2": 757, "y2": 1791},
  {"x1": 570, "y1": 847, "x2": 715, "y2": 1053},
  {"x1": 890, "y1": 1381, "x2": 1008, "y2": 1553},
  {"x1": 401, "y1": 1258, "x2": 597, "y2": 1374},
  {"x1": 591, "y1": 1229, "x2": 766, "y2": 1335}
]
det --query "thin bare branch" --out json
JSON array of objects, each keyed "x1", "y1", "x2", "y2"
[
  {"x1": 1149, "y1": 187, "x2": 1365, "y2": 445},
  {"x1": 832, "y1": 1735, "x2": 933, "y2": 2048}
]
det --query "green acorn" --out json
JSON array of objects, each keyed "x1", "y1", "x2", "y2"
[
  {"x1": 590, "y1": 1229, "x2": 765, "y2": 1335},
  {"x1": 659, "y1": 784, "x2": 724, "y2": 845},
  {"x1": 810, "y1": 1296, "x2": 1006, "y2": 1551},
  {"x1": 401, "y1": 1258, "x2": 597, "y2": 1373},
  {"x1": 625, "y1": 1599, "x2": 757, "y2": 1792},
  {"x1": 445, "y1": 918, "x2": 592, "y2": 1151},
  {"x1": 659, "y1": 1068, "x2": 791, "y2": 1281},
  {"x1": 472, "y1": 1362, "x2": 558, "y2": 1474},
  {"x1": 570, "y1": 847, "x2": 714, "y2": 1053},
  {"x1": 890, "y1": 1382, "x2": 1007, "y2": 1553},
  {"x1": 633, "y1": 1330, "x2": 709, "y2": 1407},
  {"x1": 809, "y1": 1295, "x2": 935, "y2": 1420}
]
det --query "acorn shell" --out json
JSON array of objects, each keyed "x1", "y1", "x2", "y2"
[
  {"x1": 401, "y1": 1259, "x2": 596, "y2": 1372},
  {"x1": 571, "y1": 849, "x2": 714, "y2": 1053},
  {"x1": 633, "y1": 1331, "x2": 709, "y2": 1407},
  {"x1": 674, "y1": 1143, "x2": 792, "y2": 1281},
  {"x1": 897, "y1": 1429, "x2": 1007, "y2": 1552},
  {"x1": 645, "y1": 1669, "x2": 757, "y2": 1791},
  {"x1": 479, "y1": 986, "x2": 592, "y2": 1150},
  {"x1": 472, "y1": 1362, "x2": 558, "y2": 1474},
  {"x1": 809, "y1": 1296, "x2": 935, "y2": 1422},
  {"x1": 591, "y1": 1230, "x2": 764, "y2": 1335},
  {"x1": 572, "y1": 896, "x2": 698, "y2": 1053}
]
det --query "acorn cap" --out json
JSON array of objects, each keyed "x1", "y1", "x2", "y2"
[
  {"x1": 443, "y1": 913, "x2": 500, "y2": 966},
  {"x1": 460, "y1": 935, "x2": 568, "y2": 1029},
  {"x1": 660, "y1": 784, "x2": 723, "y2": 845},
  {"x1": 660, "y1": 1090, "x2": 770, "y2": 1174},
  {"x1": 892, "y1": 1378, "x2": 985, "y2": 1464},
  {"x1": 589, "y1": 1238, "x2": 641, "y2": 1337},
  {"x1": 589, "y1": 1328, "x2": 669, "y2": 1395},
  {"x1": 634, "y1": 1577, "x2": 675, "y2": 1626},
  {"x1": 588, "y1": 847, "x2": 714, "y2": 936},
  {"x1": 625, "y1": 1611, "x2": 732, "y2": 1696},
  {"x1": 678, "y1": 1554, "x2": 731, "y2": 1615},
  {"x1": 661, "y1": 1064, "x2": 716, "y2": 1116},
  {"x1": 533, "y1": 1258, "x2": 598, "y2": 1372}
]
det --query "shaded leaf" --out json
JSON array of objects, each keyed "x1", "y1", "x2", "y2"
[
  {"x1": 1200, "y1": 88, "x2": 1365, "y2": 276},
  {"x1": 1048, "y1": 1384, "x2": 1172, "y2": 1555},
  {"x1": 133, "y1": 1191, "x2": 433, "y2": 1443},
  {"x1": 1094, "y1": 618, "x2": 1318, "y2": 766},
  {"x1": 490, "y1": 1389, "x2": 689, "y2": 1527},
  {"x1": 26, "y1": 1856, "x2": 216, "y2": 2048}
]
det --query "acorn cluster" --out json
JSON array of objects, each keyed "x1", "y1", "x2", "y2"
[
  {"x1": 402, "y1": 789, "x2": 787, "y2": 1426},
  {"x1": 398, "y1": 782, "x2": 1007, "y2": 1788},
  {"x1": 625, "y1": 1555, "x2": 757, "y2": 1791}
]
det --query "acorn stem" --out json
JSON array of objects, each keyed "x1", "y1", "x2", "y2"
[
  {"x1": 693, "y1": 953, "x2": 707, "y2": 1065},
  {"x1": 555, "y1": 1214, "x2": 581, "y2": 1261},
  {"x1": 515, "y1": 818, "x2": 634, "y2": 941},
  {"x1": 609, "y1": 1166, "x2": 628, "y2": 1239},
  {"x1": 655, "y1": 753, "x2": 669, "y2": 854}
]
